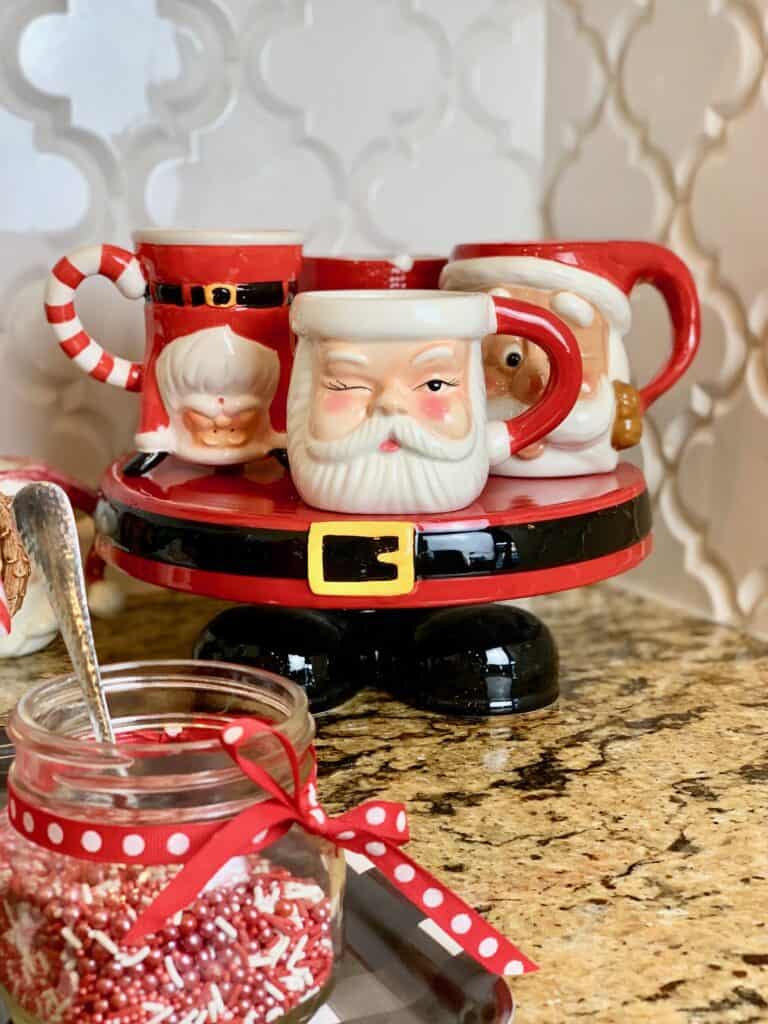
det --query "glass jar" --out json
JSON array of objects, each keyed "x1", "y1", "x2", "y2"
[{"x1": 0, "y1": 661, "x2": 344, "y2": 1024}]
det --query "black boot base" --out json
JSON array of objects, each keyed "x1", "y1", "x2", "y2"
[
  {"x1": 382, "y1": 604, "x2": 559, "y2": 717},
  {"x1": 193, "y1": 603, "x2": 559, "y2": 717},
  {"x1": 193, "y1": 605, "x2": 366, "y2": 713},
  {"x1": 394, "y1": 683, "x2": 559, "y2": 718}
]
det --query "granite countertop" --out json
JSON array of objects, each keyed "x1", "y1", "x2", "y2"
[{"x1": 1, "y1": 585, "x2": 766, "y2": 1022}]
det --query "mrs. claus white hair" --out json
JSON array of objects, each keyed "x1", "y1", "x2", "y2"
[{"x1": 157, "y1": 326, "x2": 279, "y2": 411}]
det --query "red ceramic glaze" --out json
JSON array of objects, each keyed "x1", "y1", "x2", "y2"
[
  {"x1": 450, "y1": 240, "x2": 700, "y2": 411},
  {"x1": 45, "y1": 230, "x2": 303, "y2": 461},
  {"x1": 298, "y1": 255, "x2": 447, "y2": 291},
  {"x1": 100, "y1": 454, "x2": 645, "y2": 532}
]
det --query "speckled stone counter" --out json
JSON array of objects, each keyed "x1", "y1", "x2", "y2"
[{"x1": 1, "y1": 585, "x2": 766, "y2": 1023}]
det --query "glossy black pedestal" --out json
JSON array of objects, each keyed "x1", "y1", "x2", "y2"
[
  {"x1": 194, "y1": 603, "x2": 558, "y2": 716},
  {"x1": 382, "y1": 604, "x2": 559, "y2": 715},
  {"x1": 194, "y1": 606, "x2": 368, "y2": 712}
]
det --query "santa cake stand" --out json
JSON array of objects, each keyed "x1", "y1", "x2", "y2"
[{"x1": 94, "y1": 454, "x2": 651, "y2": 715}]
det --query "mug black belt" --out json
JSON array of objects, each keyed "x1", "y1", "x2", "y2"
[{"x1": 150, "y1": 281, "x2": 290, "y2": 308}]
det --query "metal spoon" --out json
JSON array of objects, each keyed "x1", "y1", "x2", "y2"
[{"x1": 13, "y1": 482, "x2": 114, "y2": 743}]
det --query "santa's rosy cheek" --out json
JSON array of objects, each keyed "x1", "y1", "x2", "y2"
[
  {"x1": 419, "y1": 394, "x2": 450, "y2": 421},
  {"x1": 324, "y1": 391, "x2": 356, "y2": 413}
]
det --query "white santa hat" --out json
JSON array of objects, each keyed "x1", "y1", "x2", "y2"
[
  {"x1": 290, "y1": 289, "x2": 496, "y2": 341},
  {"x1": 439, "y1": 257, "x2": 632, "y2": 334}
]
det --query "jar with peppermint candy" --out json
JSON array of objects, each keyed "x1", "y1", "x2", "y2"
[{"x1": 0, "y1": 661, "x2": 343, "y2": 1024}]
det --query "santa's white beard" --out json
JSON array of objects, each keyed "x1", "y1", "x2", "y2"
[
  {"x1": 488, "y1": 373, "x2": 616, "y2": 449},
  {"x1": 290, "y1": 442, "x2": 489, "y2": 514},
  {"x1": 287, "y1": 342, "x2": 490, "y2": 514}
]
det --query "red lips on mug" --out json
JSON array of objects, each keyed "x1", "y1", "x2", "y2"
[{"x1": 45, "y1": 229, "x2": 302, "y2": 466}]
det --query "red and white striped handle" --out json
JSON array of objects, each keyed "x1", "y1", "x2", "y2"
[
  {"x1": 45, "y1": 244, "x2": 146, "y2": 391},
  {"x1": 0, "y1": 579, "x2": 9, "y2": 636}
]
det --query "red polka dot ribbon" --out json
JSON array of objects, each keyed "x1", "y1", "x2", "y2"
[{"x1": 6, "y1": 718, "x2": 536, "y2": 978}]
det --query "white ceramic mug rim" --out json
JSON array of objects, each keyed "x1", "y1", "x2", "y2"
[
  {"x1": 132, "y1": 228, "x2": 303, "y2": 246},
  {"x1": 290, "y1": 289, "x2": 496, "y2": 341}
]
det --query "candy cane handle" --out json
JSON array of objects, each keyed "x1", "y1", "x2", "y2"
[{"x1": 45, "y1": 244, "x2": 146, "y2": 391}]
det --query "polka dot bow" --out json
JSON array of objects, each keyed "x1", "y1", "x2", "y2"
[{"x1": 7, "y1": 718, "x2": 536, "y2": 979}]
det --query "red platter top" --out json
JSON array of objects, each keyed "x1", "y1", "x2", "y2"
[{"x1": 101, "y1": 456, "x2": 647, "y2": 534}]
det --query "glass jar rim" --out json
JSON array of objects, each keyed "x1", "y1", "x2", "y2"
[
  {"x1": 11, "y1": 658, "x2": 310, "y2": 756},
  {"x1": 7, "y1": 660, "x2": 315, "y2": 825}
]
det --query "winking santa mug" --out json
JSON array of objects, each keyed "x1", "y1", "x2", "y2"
[{"x1": 286, "y1": 289, "x2": 583, "y2": 515}]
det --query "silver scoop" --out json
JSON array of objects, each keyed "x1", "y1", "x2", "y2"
[{"x1": 13, "y1": 482, "x2": 114, "y2": 743}]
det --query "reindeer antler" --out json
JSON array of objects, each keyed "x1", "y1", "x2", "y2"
[{"x1": 0, "y1": 494, "x2": 30, "y2": 616}]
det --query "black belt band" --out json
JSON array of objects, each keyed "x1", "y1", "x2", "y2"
[
  {"x1": 96, "y1": 492, "x2": 651, "y2": 583},
  {"x1": 149, "y1": 281, "x2": 291, "y2": 308}
]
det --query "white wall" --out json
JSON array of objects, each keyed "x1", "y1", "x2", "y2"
[{"x1": 0, "y1": 0, "x2": 766, "y2": 635}]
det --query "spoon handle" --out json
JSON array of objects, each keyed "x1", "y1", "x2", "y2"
[{"x1": 13, "y1": 483, "x2": 114, "y2": 743}]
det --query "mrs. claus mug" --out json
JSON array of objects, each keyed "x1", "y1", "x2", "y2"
[
  {"x1": 45, "y1": 229, "x2": 302, "y2": 467},
  {"x1": 286, "y1": 289, "x2": 583, "y2": 515}
]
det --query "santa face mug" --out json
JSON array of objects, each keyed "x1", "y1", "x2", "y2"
[
  {"x1": 45, "y1": 229, "x2": 302, "y2": 467},
  {"x1": 440, "y1": 241, "x2": 700, "y2": 477},
  {"x1": 286, "y1": 290, "x2": 583, "y2": 515}
]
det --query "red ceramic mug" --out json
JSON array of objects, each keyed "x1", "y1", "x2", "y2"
[
  {"x1": 441, "y1": 241, "x2": 700, "y2": 477},
  {"x1": 45, "y1": 230, "x2": 302, "y2": 467},
  {"x1": 298, "y1": 254, "x2": 447, "y2": 292}
]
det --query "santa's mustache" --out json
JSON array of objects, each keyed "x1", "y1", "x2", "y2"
[{"x1": 305, "y1": 412, "x2": 478, "y2": 463}]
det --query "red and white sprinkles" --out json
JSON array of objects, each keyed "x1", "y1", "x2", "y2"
[
  {"x1": 0, "y1": 838, "x2": 333, "y2": 1023},
  {"x1": 2, "y1": 717, "x2": 535, "y2": 1021},
  {"x1": 44, "y1": 244, "x2": 146, "y2": 391}
]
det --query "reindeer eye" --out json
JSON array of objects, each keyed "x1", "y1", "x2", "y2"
[{"x1": 505, "y1": 351, "x2": 522, "y2": 368}]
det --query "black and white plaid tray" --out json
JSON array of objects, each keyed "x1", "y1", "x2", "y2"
[
  {"x1": 0, "y1": 850, "x2": 513, "y2": 1024},
  {"x1": 307, "y1": 850, "x2": 514, "y2": 1023}
]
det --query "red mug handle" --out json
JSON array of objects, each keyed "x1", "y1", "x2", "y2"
[
  {"x1": 611, "y1": 241, "x2": 700, "y2": 410},
  {"x1": 44, "y1": 244, "x2": 147, "y2": 391},
  {"x1": 490, "y1": 296, "x2": 583, "y2": 458}
]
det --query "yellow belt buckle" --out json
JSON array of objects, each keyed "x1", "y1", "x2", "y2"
[
  {"x1": 307, "y1": 521, "x2": 416, "y2": 597},
  {"x1": 203, "y1": 282, "x2": 237, "y2": 308}
]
